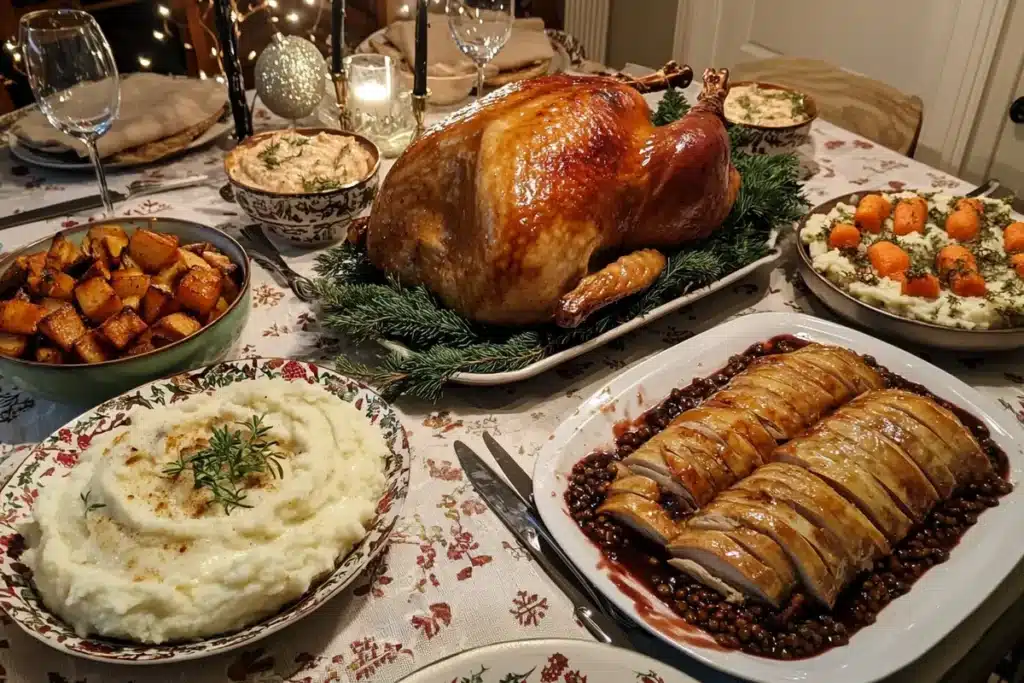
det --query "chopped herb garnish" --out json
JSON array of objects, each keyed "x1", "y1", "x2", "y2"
[
  {"x1": 287, "y1": 135, "x2": 311, "y2": 147},
  {"x1": 302, "y1": 175, "x2": 344, "y2": 193},
  {"x1": 80, "y1": 489, "x2": 105, "y2": 516},
  {"x1": 163, "y1": 414, "x2": 286, "y2": 515},
  {"x1": 258, "y1": 141, "x2": 282, "y2": 169}
]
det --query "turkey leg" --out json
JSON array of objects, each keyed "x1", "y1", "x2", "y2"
[
  {"x1": 596, "y1": 61, "x2": 694, "y2": 94},
  {"x1": 554, "y1": 249, "x2": 668, "y2": 328}
]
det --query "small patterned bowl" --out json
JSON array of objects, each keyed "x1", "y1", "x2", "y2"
[
  {"x1": 725, "y1": 81, "x2": 818, "y2": 155},
  {"x1": 224, "y1": 128, "x2": 380, "y2": 247}
]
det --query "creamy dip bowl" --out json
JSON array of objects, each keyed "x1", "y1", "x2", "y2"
[
  {"x1": 225, "y1": 128, "x2": 380, "y2": 246},
  {"x1": 724, "y1": 81, "x2": 817, "y2": 155},
  {"x1": 18, "y1": 374, "x2": 392, "y2": 648}
]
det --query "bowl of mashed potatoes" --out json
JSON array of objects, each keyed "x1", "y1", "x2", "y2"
[
  {"x1": 225, "y1": 128, "x2": 380, "y2": 246},
  {"x1": 724, "y1": 82, "x2": 817, "y2": 155},
  {"x1": 0, "y1": 358, "x2": 410, "y2": 663}
]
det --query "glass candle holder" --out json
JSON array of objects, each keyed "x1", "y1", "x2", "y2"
[{"x1": 345, "y1": 54, "x2": 415, "y2": 158}]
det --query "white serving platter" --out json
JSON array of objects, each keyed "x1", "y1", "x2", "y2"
[
  {"x1": 382, "y1": 244, "x2": 781, "y2": 386},
  {"x1": 533, "y1": 311, "x2": 1024, "y2": 683}
]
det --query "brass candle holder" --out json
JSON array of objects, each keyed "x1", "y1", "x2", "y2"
[
  {"x1": 332, "y1": 71, "x2": 352, "y2": 130},
  {"x1": 412, "y1": 91, "x2": 430, "y2": 140}
]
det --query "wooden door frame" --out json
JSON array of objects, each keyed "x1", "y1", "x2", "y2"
[{"x1": 672, "y1": 0, "x2": 1013, "y2": 173}]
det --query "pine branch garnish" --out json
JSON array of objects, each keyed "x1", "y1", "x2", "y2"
[
  {"x1": 314, "y1": 91, "x2": 807, "y2": 399},
  {"x1": 162, "y1": 414, "x2": 285, "y2": 515}
]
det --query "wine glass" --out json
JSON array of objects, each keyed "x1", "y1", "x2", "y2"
[
  {"x1": 447, "y1": 0, "x2": 514, "y2": 101},
  {"x1": 20, "y1": 10, "x2": 120, "y2": 215}
]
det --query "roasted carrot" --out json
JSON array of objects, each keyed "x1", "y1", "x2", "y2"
[
  {"x1": 950, "y1": 271, "x2": 987, "y2": 297},
  {"x1": 956, "y1": 198, "x2": 984, "y2": 216},
  {"x1": 854, "y1": 194, "x2": 892, "y2": 234},
  {"x1": 1011, "y1": 253, "x2": 1024, "y2": 278},
  {"x1": 893, "y1": 196, "x2": 928, "y2": 236},
  {"x1": 936, "y1": 244, "x2": 977, "y2": 278},
  {"x1": 901, "y1": 273, "x2": 941, "y2": 299},
  {"x1": 1004, "y1": 222, "x2": 1024, "y2": 253},
  {"x1": 867, "y1": 241, "x2": 910, "y2": 277},
  {"x1": 828, "y1": 223, "x2": 861, "y2": 249},
  {"x1": 945, "y1": 208, "x2": 980, "y2": 241}
]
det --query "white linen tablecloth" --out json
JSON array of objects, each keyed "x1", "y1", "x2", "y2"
[{"x1": 0, "y1": 83, "x2": 1020, "y2": 683}]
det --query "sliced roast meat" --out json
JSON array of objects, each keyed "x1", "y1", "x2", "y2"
[
  {"x1": 691, "y1": 497, "x2": 843, "y2": 607},
  {"x1": 607, "y1": 474, "x2": 661, "y2": 501},
  {"x1": 706, "y1": 387, "x2": 804, "y2": 439},
  {"x1": 723, "y1": 527, "x2": 798, "y2": 588},
  {"x1": 668, "y1": 529, "x2": 792, "y2": 607},
  {"x1": 749, "y1": 353, "x2": 855, "y2": 404},
  {"x1": 622, "y1": 448, "x2": 699, "y2": 509},
  {"x1": 669, "y1": 558, "x2": 747, "y2": 604},
  {"x1": 732, "y1": 367, "x2": 834, "y2": 422},
  {"x1": 868, "y1": 390, "x2": 991, "y2": 482},
  {"x1": 791, "y1": 345, "x2": 884, "y2": 394},
  {"x1": 772, "y1": 439, "x2": 914, "y2": 542},
  {"x1": 596, "y1": 492, "x2": 680, "y2": 545}
]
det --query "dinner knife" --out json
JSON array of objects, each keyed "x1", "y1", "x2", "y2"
[
  {"x1": 0, "y1": 175, "x2": 210, "y2": 231},
  {"x1": 481, "y1": 431, "x2": 535, "y2": 505},
  {"x1": 455, "y1": 441, "x2": 634, "y2": 646}
]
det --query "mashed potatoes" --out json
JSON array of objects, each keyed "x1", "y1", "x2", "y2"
[{"x1": 21, "y1": 378, "x2": 388, "y2": 644}]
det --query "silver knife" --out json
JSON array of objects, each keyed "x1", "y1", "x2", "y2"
[
  {"x1": 482, "y1": 431, "x2": 534, "y2": 505},
  {"x1": 455, "y1": 440, "x2": 634, "y2": 646},
  {"x1": 0, "y1": 175, "x2": 210, "y2": 231}
]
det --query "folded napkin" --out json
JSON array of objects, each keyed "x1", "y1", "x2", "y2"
[
  {"x1": 385, "y1": 16, "x2": 554, "y2": 75},
  {"x1": 13, "y1": 73, "x2": 227, "y2": 159}
]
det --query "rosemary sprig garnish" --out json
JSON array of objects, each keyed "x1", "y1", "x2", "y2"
[
  {"x1": 302, "y1": 175, "x2": 344, "y2": 192},
  {"x1": 162, "y1": 414, "x2": 285, "y2": 515},
  {"x1": 258, "y1": 141, "x2": 282, "y2": 169},
  {"x1": 80, "y1": 489, "x2": 105, "y2": 516}
]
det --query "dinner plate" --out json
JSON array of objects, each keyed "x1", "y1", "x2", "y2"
[
  {"x1": 5, "y1": 117, "x2": 231, "y2": 171},
  {"x1": 796, "y1": 189, "x2": 1024, "y2": 351},
  {"x1": 533, "y1": 311, "x2": 1024, "y2": 683},
  {"x1": 381, "y1": 241, "x2": 781, "y2": 386},
  {"x1": 0, "y1": 358, "x2": 411, "y2": 664},
  {"x1": 397, "y1": 638, "x2": 698, "y2": 683}
]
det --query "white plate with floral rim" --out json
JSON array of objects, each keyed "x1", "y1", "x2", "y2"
[
  {"x1": 533, "y1": 312, "x2": 1024, "y2": 683},
  {"x1": 397, "y1": 638, "x2": 698, "y2": 683},
  {"x1": 0, "y1": 357, "x2": 411, "y2": 664}
]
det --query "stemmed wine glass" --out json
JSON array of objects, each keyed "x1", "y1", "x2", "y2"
[
  {"x1": 20, "y1": 10, "x2": 120, "y2": 215},
  {"x1": 447, "y1": 0, "x2": 514, "y2": 101}
]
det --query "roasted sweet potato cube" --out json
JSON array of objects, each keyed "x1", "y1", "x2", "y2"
[
  {"x1": 82, "y1": 259, "x2": 112, "y2": 282},
  {"x1": 177, "y1": 248, "x2": 213, "y2": 272},
  {"x1": 45, "y1": 232, "x2": 86, "y2": 272},
  {"x1": 141, "y1": 284, "x2": 180, "y2": 323},
  {"x1": 128, "y1": 229, "x2": 179, "y2": 273},
  {"x1": 84, "y1": 224, "x2": 128, "y2": 264},
  {"x1": 73, "y1": 330, "x2": 110, "y2": 363},
  {"x1": 122, "y1": 295, "x2": 142, "y2": 310},
  {"x1": 176, "y1": 267, "x2": 222, "y2": 315},
  {"x1": 123, "y1": 329, "x2": 157, "y2": 356},
  {"x1": 220, "y1": 275, "x2": 240, "y2": 304},
  {"x1": 74, "y1": 277, "x2": 122, "y2": 323},
  {"x1": 181, "y1": 241, "x2": 215, "y2": 254},
  {"x1": 110, "y1": 269, "x2": 150, "y2": 299},
  {"x1": 206, "y1": 296, "x2": 229, "y2": 323},
  {"x1": 0, "y1": 252, "x2": 47, "y2": 296},
  {"x1": 119, "y1": 252, "x2": 141, "y2": 271},
  {"x1": 152, "y1": 258, "x2": 190, "y2": 288},
  {"x1": 99, "y1": 308, "x2": 148, "y2": 350},
  {"x1": 151, "y1": 312, "x2": 202, "y2": 342},
  {"x1": 200, "y1": 250, "x2": 237, "y2": 276},
  {"x1": 39, "y1": 297, "x2": 66, "y2": 314},
  {"x1": 0, "y1": 333, "x2": 27, "y2": 358},
  {"x1": 38, "y1": 304, "x2": 88, "y2": 351},
  {"x1": 0, "y1": 299, "x2": 48, "y2": 335},
  {"x1": 101, "y1": 233, "x2": 129, "y2": 262},
  {"x1": 86, "y1": 224, "x2": 129, "y2": 245},
  {"x1": 27, "y1": 269, "x2": 76, "y2": 300},
  {"x1": 34, "y1": 346, "x2": 64, "y2": 364}
]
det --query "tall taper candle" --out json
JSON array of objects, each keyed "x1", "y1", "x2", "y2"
[
  {"x1": 212, "y1": 0, "x2": 252, "y2": 140},
  {"x1": 331, "y1": 0, "x2": 345, "y2": 74},
  {"x1": 413, "y1": 0, "x2": 428, "y2": 96}
]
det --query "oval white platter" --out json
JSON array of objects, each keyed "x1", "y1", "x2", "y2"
[
  {"x1": 533, "y1": 311, "x2": 1024, "y2": 683},
  {"x1": 0, "y1": 358, "x2": 411, "y2": 664},
  {"x1": 397, "y1": 638, "x2": 698, "y2": 683}
]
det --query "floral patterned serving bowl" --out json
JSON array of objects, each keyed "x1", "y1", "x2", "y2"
[
  {"x1": 0, "y1": 217, "x2": 250, "y2": 406},
  {"x1": 0, "y1": 357, "x2": 411, "y2": 664},
  {"x1": 725, "y1": 81, "x2": 818, "y2": 155},
  {"x1": 224, "y1": 128, "x2": 380, "y2": 247}
]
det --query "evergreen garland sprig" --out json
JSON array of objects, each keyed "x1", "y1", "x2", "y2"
[{"x1": 314, "y1": 90, "x2": 806, "y2": 400}]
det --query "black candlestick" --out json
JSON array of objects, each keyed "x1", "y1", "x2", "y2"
[
  {"x1": 413, "y1": 0, "x2": 428, "y2": 97},
  {"x1": 212, "y1": 0, "x2": 251, "y2": 141},
  {"x1": 331, "y1": 0, "x2": 345, "y2": 74}
]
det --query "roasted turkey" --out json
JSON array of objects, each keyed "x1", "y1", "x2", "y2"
[
  {"x1": 594, "y1": 343, "x2": 995, "y2": 610},
  {"x1": 363, "y1": 65, "x2": 740, "y2": 327}
]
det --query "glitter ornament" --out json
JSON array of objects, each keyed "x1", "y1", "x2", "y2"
[{"x1": 255, "y1": 33, "x2": 327, "y2": 120}]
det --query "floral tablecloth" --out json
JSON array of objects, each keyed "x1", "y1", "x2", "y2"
[{"x1": 0, "y1": 84, "x2": 1021, "y2": 683}]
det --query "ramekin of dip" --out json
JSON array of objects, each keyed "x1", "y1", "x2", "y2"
[{"x1": 225, "y1": 128, "x2": 381, "y2": 246}]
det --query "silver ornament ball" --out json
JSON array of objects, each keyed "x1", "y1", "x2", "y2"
[{"x1": 255, "y1": 33, "x2": 327, "y2": 120}]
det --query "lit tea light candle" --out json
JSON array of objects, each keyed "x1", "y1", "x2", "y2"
[{"x1": 351, "y1": 81, "x2": 390, "y2": 116}]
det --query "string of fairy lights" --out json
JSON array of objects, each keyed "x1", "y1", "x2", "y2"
[{"x1": 2, "y1": 0, "x2": 335, "y2": 85}]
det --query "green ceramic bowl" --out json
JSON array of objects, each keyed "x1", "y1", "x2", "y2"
[{"x1": 0, "y1": 217, "x2": 251, "y2": 406}]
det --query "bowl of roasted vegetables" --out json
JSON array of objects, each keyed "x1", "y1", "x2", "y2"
[{"x1": 0, "y1": 217, "x2": 250, "y2": 404}]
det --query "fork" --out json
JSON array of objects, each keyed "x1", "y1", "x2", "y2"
[{"x1": 239, "y1": 225, "x2": 317, "y2": 302}]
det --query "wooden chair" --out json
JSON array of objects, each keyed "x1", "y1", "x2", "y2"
[{"x1": 729, "y1": 57, "x2": 924, "y2": 157}]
